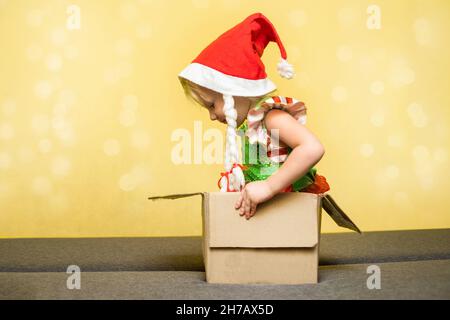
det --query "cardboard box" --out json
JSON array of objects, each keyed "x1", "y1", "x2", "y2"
[{"x1": 148, "y1": 191, "x2": 360, "y2": 285}]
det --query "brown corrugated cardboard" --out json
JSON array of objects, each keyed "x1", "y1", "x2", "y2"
[{"x1": 148, "y1": 191, "x2": 360, "y2": 284}]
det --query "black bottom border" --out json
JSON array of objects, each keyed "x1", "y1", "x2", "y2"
[{"x1": 0, "y1": 300, "x2": 447, "y2": 318}]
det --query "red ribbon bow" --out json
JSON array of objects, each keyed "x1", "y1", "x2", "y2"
[{"x1": 217, "y1": 163, "x2": 247, "y2": 192}]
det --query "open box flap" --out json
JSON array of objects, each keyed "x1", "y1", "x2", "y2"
[
  {"x1": 321, "y1": 194, "x2": 361, "y2": 234},
  {"x1": 148, "y1": 192, "x2": 205, "y2": 201}
]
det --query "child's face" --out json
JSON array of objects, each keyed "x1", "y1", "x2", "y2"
[
  {"x1": 191, "y1": 85, "x2": 250, "y2": 127},
  {"x1": 191, "y1": 86, "x2": 227, "y2": 124}
]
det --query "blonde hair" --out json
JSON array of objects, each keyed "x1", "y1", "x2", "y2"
[
  {"x1": 179, "y1": 78, "x2": 276, "y2": 191},
  {"x1": 179, "y1": 78, "x2": 273, "y2": 109}
]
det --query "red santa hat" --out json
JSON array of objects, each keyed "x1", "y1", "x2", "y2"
[{"x1": 178, "y1": 12, "x2": 294, "y2": 97}]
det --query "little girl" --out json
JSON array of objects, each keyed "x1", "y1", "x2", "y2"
[{"x1": 178, "y1": 13, "x2": 332, "y2": 221}]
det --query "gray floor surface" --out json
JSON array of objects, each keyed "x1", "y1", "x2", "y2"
[{"x1": 0, "y1": 229, "x2": 449, "y2": 299}]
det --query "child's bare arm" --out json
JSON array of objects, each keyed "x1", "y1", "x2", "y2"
[
  {"x1": 264, "y1": 109, "x2": 325, "y2": 194},
  {"x1": 235, "y1": 109, "x2": 325, "y2": 219}
]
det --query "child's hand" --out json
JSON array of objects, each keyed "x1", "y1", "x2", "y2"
[{"x1": 234, "y1": 181, "x2": 275, "y2": 220}]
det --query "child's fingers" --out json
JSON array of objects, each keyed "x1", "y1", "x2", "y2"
[
  {"x1": 244, "y1": 198, "x2": 251, "y2": 219},
  {"x1": 235, "y1": 193, "x2": 243, "y2": 210},
  {"x1": 239, "y1": 193, "x2": 247, "y2": 216},
  {"x1": 249, "y1": 203, "x2": 257, "y2": 217}
]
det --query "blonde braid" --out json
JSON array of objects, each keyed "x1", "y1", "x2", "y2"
[{"x1": 219, "y1": 94, "x2": 245, "y2": 192}]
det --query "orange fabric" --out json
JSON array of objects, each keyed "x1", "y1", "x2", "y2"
[
  {"x1": 300, "y1": 174, "x2": 330, "y2": 194},
  {"x1": 281, "y1": 185, "x2": 293, "y2": 192},
  {"x1": 279, "y1": 174, "x2": 330, "y2": 194}
]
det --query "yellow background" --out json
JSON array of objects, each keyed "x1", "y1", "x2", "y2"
[{"x1": 0, "y1": 0, "x2": 449, "y2": 238}]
